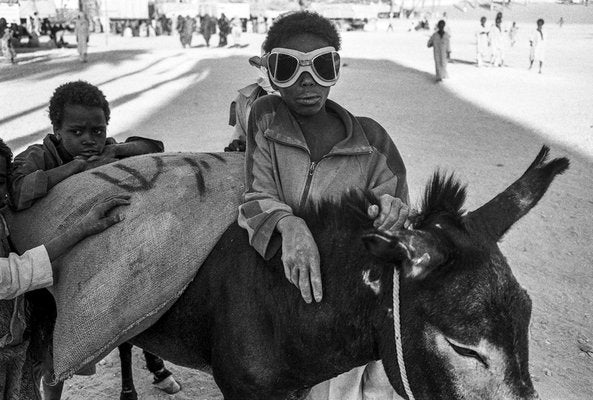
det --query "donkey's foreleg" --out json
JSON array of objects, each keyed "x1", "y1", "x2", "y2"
[
  {"x1": 118, "y1": 342, "x2": 138, "y2": 400},
  {"x1": 143, "y1": 350, "x2": 181, "y2": 394}
]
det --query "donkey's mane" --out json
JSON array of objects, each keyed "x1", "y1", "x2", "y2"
[
  {"x1": 419, "y1": 171, "x2": 467, "y2": 223},
  {"x1": 296, "y1": 189, "x2": 377, "y2": 233},
  {"x1": 296, "y1": 173, "x2": 468, "y2": 233}
]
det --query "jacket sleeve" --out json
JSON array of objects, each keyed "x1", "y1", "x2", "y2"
[
  {"x1": 10, "y1": 146, "x2": 52, "y2": 211},
  {"x1": 238, "y1": 98, "x2": 293, "y2": 259},
  {"x1": 123, "y1": 136, "x2": 165, "y2": 153},
  {"x1": 359, "y1": 118, "x2": 409, "y2": 205},
  {"x1": 0, "y1": 245, "x2": 53, "y2": 300}
]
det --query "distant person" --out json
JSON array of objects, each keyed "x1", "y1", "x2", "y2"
[
  {"x1": 489, "y1": 16, "x2": 504, "y2": 67},
  {"x1": 176, "y1": 14, "x2": 184, "y2": 36},
  {"x1": 180, "y1": 15, "x2": 194, "y2": 48},
  {"x1": 230, "y1": 16, "x2": 242, "y2": 46},
  {"x1": 74, "y1": 11, "x2": 90, "y2": 62},
  {"x1": 529, "y1": 18, "x2": 545, "y2": 73},
  {"x1": 476, "y1": 16, "x2": 490, "y2": 67},
  {"x1": 509, "y1": 21, "x2": 518, "y2": 47},
  {"x1": 427, "y1": 19, "x2": 451, "y2": 82},
  {"x1": 218, "y1": 13, "x2": 230, "y2": 47},
  {"x1": 558, "y1": 16, "x2": 564, "y2": 27},
  {"x1": 224, "y1": 54, "x2": 278, "y2": 151},
  {"x1": 200, "y1": 14, "x2": 216, "y2": 47},
  {"x1": 32, "y1": 11, "x2": 41, "y2": 36},
  {"x1": 0, "y1": 18, "x2": 16, "y2": 64}
]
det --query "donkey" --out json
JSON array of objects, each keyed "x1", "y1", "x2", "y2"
[{"x1": 124, "y1": 146, "x2": 568, "y2": 399}]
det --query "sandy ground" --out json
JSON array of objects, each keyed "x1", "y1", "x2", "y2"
[{"x1": 1, "y1": 3, "x2": 593, "y2": 399}]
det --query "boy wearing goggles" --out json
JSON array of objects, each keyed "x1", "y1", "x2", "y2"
[{"x1": 238, "y1": 11, "x2": 408, "y2": 400}]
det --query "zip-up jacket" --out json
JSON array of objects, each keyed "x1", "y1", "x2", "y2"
[
  {"x1": 10, "y1": 134, "x2": 163, "y2": 210},
  {"x1": 238, "y1": 95, "x2": 408, "y2": 260}
]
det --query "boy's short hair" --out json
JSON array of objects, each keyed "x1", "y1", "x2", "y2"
[
  {"x1": 49, "y1": 80, "x2": 111, "y2": 128},
  {"x1": 0, "y1": 138, "x2": 12, "y2": 164},
  {"x1": 537, "y1": 18, "x2": 544, "y2": 25},
  {"x1": 263, "y1": 11, "x2": 341, "y2": 53}
]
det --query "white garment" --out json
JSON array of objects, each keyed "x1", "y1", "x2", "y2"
[
  {"x1": 530, "y1": 29, "x2": 545, "y2": 62},
  {"x1": 0, "y1": 245, "x2": 52, "y2": 300},
  {"x1": 475, "y1": 23, "x2": 490, "y2": 65},
  {"x1": 306, "y1": 361, "x2": 403, "y2": 400}
]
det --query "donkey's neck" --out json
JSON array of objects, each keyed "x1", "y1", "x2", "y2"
[{"x1": 267, "y1": 224, "x2": 385, "y2": 385}]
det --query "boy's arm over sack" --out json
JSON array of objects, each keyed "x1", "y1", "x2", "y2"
[{"x1": 10, "y1": 144, "x2": 85, "y2": 210}]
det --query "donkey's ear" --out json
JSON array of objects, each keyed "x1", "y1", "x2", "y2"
[
  {"x1": 363, "y1": 230, "x2": 448, "y2": 280},
  {"x1": 467, "y1": 146, "x2": 569, "y2": 242}
]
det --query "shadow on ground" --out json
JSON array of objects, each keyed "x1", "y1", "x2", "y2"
[{"x1": 0, "y1": 48, "x2": 150, "y2": 84}]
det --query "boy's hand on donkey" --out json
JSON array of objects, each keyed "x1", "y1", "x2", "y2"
[
  {"x1": 278, "y1": 216, "x2": 322, "y2": 304},
  {"x1": 79, "y1": 195, "x2": 131, "y2": 236},
  {"x1": 368, "y1": 194, "x2": 410, "y2": 234}
]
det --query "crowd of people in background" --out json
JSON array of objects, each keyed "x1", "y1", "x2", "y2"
[
  {"x1": 0, "y1": 7, "x2": 551, "y2": 76},
  {"x1": 0, "y1": 11, "x2": 275, "y2": 62},
  {"x1": 473, "y1": 12, "x2": 546, "y2": 73}
]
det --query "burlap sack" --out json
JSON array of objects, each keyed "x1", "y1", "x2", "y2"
[{"x1": 6, "y1": 152, "x2": 245, "y2": 381}]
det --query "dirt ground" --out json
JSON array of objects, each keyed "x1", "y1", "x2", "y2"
[{"x1": 2, "y1": 3, "x2": 593, "y2": 399}]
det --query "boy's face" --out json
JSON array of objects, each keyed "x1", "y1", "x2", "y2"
[
  {"x1": 54, "y1": 104, "x2": 107, "y2": 158},
  {"x1": 0, "y1": 157, "x2": 8, "y2": 207},
  {"x1": 275, "y1": 33, "x2": 332, "y2": 117}
]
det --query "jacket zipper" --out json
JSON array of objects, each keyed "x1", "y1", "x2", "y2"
[{"x1": 298, "y1": 161, "x2": 317, "y2": 209}]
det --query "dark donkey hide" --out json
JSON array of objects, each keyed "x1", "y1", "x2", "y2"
[{"x1": 127, "y1": 146, "x2": 568, "y2": 400}]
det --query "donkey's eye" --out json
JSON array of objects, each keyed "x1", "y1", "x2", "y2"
[{"x1": 447, "y1": 339, "x2": 489, "y2": 368}]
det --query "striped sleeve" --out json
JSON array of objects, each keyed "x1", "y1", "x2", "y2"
[
  {"x1": 358, "y1": 117, "x2": 409, "y2": 204},
  {"x1": 238, "y1": 97, "x2": 293, "y2": 259}
]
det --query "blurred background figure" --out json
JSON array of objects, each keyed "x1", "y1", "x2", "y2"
[
  {"x1": 489, "y1": 15, "x2": 504, "y2": 67},
  {"x1": 529, "y1": 18, "x2": 546, "y2": 73},
  {"x1": 427, "y1": 20, "x2": 451, "y2": 82},
  {"x1": 180, "y1": 15, "x2": 194, "y2": 48},
  {"x1": 217, "y1": 13, "x2": 230, "y2": 47},
  {"x1": 0, "y1": 18, "x2": 17, "y2": 64},
  {"x1": 230, "y1": 16, "x2": 242, "y2": 46},
  {"x1": 476, "y1": 16, "x2": 490, "y2": 67},
  {"x1": 200, "y1": 14, "x2": 216, "y2": 47},
  {"x1": 75, "y1": 11, "x2": 90, "y2": 62},
  {"x1": 509, "y1": 21, "x2": 518, "y2": 47}
]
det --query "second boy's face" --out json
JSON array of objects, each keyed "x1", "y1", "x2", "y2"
[
  {"x1": 276, "y1": 33, "x2": 332, "y2": 117},
  {"x1": 54, "y1": 104, "x2": 107, "y2": 158}
]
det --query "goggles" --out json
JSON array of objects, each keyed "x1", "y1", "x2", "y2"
[{"x1": 262, "y1": 46, "x2": 341, "y2": 88}]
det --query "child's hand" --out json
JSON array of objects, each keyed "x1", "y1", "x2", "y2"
[
  {"x1": 79, "y1": 195, "x2": 131, "y2": 236},
  {"x1": 368, "y1": 194, "x2": 410, "y2": 235}
]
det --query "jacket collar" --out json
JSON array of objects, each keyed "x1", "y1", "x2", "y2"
[
  {"x1": 264, "y1": 99, "x2": 373, "y2": 155},
  {"x1": 43, "y1": 134, "x2": 72, "y2": 164}
]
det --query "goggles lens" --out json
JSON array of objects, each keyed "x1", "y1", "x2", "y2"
[
  {"x1": 273, "y1": 53, "x2": 299, "y2": 81},
  {"x1": 266, "y1": 47, "x2": 340, "y2": 87},
  {"x1": 312, "y1": 51, "x2": 340, "y2": 81}
]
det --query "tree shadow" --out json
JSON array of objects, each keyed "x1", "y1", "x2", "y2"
[
  {"x1": 0, "y1": 48, "x2": 151, "y2": 84},
  {"x1": 2, "y1": 53, "x2": 180, "y2": 147}
]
